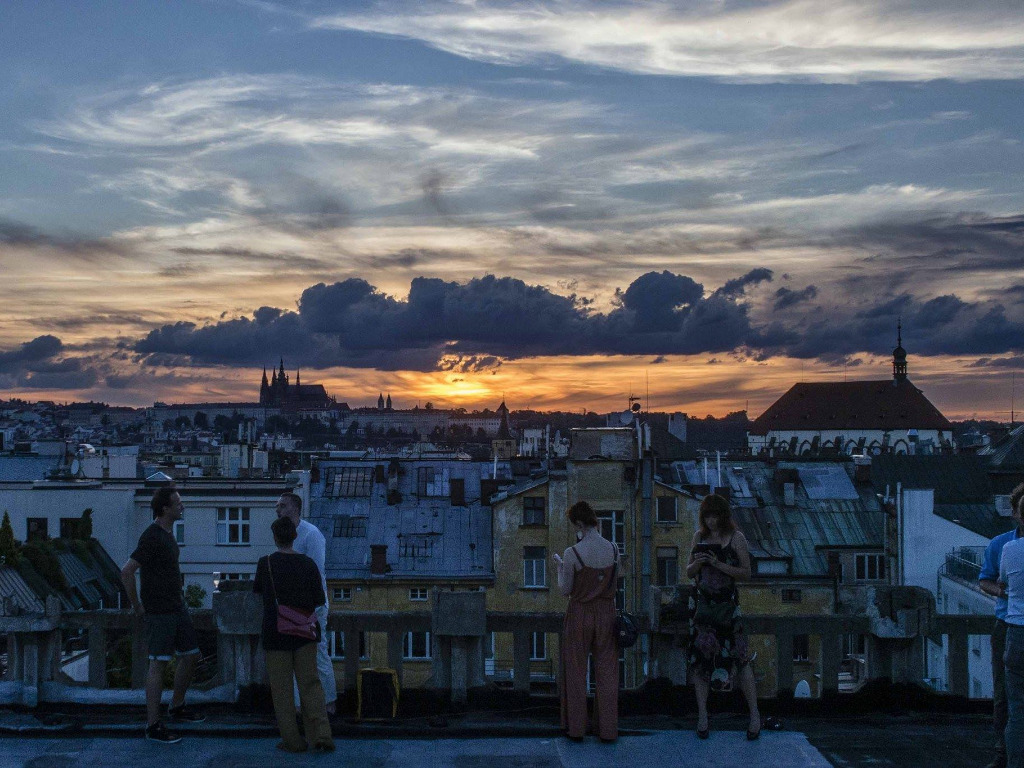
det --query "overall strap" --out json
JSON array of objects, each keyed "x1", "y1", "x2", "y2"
[{"x1": 570, "y1": 546, "x2": 586, "y2": 568}]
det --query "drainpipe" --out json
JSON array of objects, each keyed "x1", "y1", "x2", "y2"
[{"x1": 639, "y1": 425, "x2": 653, "y2": 682}]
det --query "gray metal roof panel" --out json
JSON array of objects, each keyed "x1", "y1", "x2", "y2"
[{"x1": 0, "y1": 567, "x2": 45, "y2": 615}]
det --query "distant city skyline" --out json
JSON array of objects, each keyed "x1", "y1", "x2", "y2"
[{"x1": 1, "y1": 2, "x2": 1023, "y2": 420}]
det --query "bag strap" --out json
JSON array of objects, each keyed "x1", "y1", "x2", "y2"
[{"x1": 266, "y1": 554, "x2": 280, "y2": 608}]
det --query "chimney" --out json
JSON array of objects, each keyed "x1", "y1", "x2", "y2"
[
  {"x1": 370, "y1": 545, "x2": 389, "y2": 576},
  {"x1": 853, "y1": 454, "x2": 872, "y2": 484}
]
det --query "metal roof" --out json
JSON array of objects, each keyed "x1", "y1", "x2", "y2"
[
  {"x1": 310, "y1": 459, "x2": 496, "y2": 581},
  {"x1": 0, "y1": 456, "x2": 59, "y2": 482},
  {"x1": 981, "y1": 423, "x2": 1024, "y2": 471},
  {"x1": 0, "y1": 566, "x2": 45, "y2": 615},
  {"x1": 670, "y1": 460, "x2": 885, "y2": 577},
  {"x1": 870, "y1": 455, "x2": 993, "y2": 503}
]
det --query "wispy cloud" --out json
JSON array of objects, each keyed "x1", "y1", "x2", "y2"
[{"x1": 311, "y1": 0, "x2": 1024, "y2": 83}]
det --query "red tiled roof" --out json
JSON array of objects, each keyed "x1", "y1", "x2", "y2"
[{"x1": 750, "y1": 378, "x2": 952, "y2": 435}]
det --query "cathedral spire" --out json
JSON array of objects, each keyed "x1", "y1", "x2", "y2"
[
  {"x1": 893, "y1": 317, "x2": 908, "y2": 383},
  {"x1": 296, "y1": 368, "x2": 300, "y2": 387}
]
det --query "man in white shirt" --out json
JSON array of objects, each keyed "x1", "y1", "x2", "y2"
[
  {"x1": 277, "y1": 492, "x2": 337, "y2": 715},
  {"x1": 999, "y1": 488, "x2": 1024, "y2": 768}
]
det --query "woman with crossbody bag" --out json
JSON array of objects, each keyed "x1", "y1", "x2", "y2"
[{"x1": 253, "y1": 516, "x2": 334, "y2": 753}]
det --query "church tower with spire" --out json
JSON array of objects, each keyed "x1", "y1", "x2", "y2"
[{"x1": 893, "y1": 318, "x2": 908, "y2": 384}]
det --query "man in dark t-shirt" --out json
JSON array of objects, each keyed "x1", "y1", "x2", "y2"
[{"x1": 121, "y1": 486, "x2": 205, "y2": 743}]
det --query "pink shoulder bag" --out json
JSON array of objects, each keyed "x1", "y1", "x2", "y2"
[{"x1": 267, "y1": 556, "x2": 318, "y2": 641}]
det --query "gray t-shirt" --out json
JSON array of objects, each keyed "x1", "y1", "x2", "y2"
[{"x1": 1000, "y1": 537, "x2": 1024, "y2": 627}]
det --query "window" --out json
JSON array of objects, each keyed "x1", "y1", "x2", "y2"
[
  {"x1": 793, "y1": 634, "x2": 810, "y2": 662},
  {"x1": 523, "y1": 496, "x2": 546, "y2": 526},
  {"x1": 656, "y1": 546, "x2": 678, "y2": 587},
  {"x1": 855, "y1": 553, "x2": 886, "y2": 581},
  {"x1": 404, "y1": 631, "x2": 432, "y2": 660},
  {"x1": 531, "y1": 632, "x2": 547, "y2": 660},
  {"x1": 216, "y1": 507, "x2": 250, "y2": 545},
  {"x1": 332, "y1": 587, "x2": 352, "y2": 602},
  {"x1": 26, "y1": 517, "x2": 48, "y2": 542},
  {"x1": 523, "y1": 546, "x2": 547, "y2": 588},
  {"x1": 173, "y1": 520, "x2": 185, "y2": 545},
  {"x1": 409, "y1": 587, "x2": 429, "y2": 602},
  {"x1": 323, "y1": 466, "x2": 373, "y2": 498},
  {"x1": 213, "y1": 572, "x2": 251, "y2": 589},
  {"x1": 656, "y1": 496, "x2": 678, "y2": 523},
  {"x1": 417, "y1": 467, "x2": 448, "y2": 497},
  {"x1": 328, "y1": 631, "x2": 367, "y2": 660},
  {"x1": 450, "y1": 478, "x2": 466, "y2": 506},
  {"x1": 781, "y1": 589, "x2": 802, "y2": 604},
  {"x1": 598, "y1": 511, "x2": 625, "y2": 555},
  {"x1": 333, "y1": 516, "x2": 367, "y2": 538}
]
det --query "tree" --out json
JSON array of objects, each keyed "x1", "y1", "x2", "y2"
[
  {"x1": 424, "y1": 402, "x2": 434, "y2": 410},
  {"x1": 78, "y1": 508, "x2": 93, "y2": 539},
  {"x1": 193, "y1": 411, "x2": 208, "y2": 429},
  {"x1": 184, "y1": 584, "x2": 207, "y2": 608},
  {"x1": 0, "y1": 511, "x2": 19, "y2": 566}
]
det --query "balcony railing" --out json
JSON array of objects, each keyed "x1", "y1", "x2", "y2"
[{"x1": 0, "y1": 584, "x2": 994, "y2": 708}]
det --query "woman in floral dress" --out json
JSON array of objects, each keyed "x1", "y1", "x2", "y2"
[{"x1": 686, "y1": 493, "x2": 761, "y2": 740}]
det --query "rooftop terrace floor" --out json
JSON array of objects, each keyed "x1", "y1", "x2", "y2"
[{"x1": 0, "y1": 710, "x2": 994, "y2": 767}]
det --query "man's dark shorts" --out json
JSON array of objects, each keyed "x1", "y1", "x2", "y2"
[{"x1": 146, "y1": 608, "x2": 200, "y2": 661}]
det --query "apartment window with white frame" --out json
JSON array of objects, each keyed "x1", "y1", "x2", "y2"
[
  {"x1": 332, "y1": 587, "x2": 352, "y2": 602},
  {"x1": 216, "y1": 507, "x2": 250, "y2": 545},
  {"x1": 213, "y1": 572, "x2": 251, "y2": 589},
  {"x1": 409, "y1": 587, "x2": 429, "y2": 602},
  {"x1": 855, "y1": 553, "x2": 886, "y2": 581},
  {"x1": 522, "y1": 496, "x2": 546, "y2": 526},
  {"x1": 598, "y1": 512, "x2": 625, "y2": 555},
  {"x1": 523, "y1": 546, "x2": 547, "y2": 588},
  {"x1": 531, "y1": 632, "x2": 547, "y2": 660},
  {"x1": 328, "y1": 631, "x2": 367, "y2": 660},
  {"x1": 656, "y1": 496, "x2": 678, "y2": 523},
  {"x1": 404, "y1": 631, "x2": 432, "y2": 660}
]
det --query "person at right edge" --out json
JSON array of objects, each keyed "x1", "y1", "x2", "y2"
[
  {"x1": 985, "y1": 482, "x2": 1024, "y2": 768},
  {"x1": 253, "y1": 516, "x2": 334, "y2": 753},
  {"x1": 554, "y1": 500, "x2": 618, "y2": 743}
]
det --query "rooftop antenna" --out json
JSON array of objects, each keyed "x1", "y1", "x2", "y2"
[
  {"x1": 1013, "y1": 372, "x2": 1017, "y2": 426},
  {"x1": 645, "y1": 370, "x2": 650, "y2": 414}
]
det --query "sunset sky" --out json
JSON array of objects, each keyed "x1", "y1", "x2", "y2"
[{"x1": 1, "y1": 1, "x2": 1023, "y2": 420}]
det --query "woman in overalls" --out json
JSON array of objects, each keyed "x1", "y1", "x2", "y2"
[{"x1": 555, "y1": 501, "x2": 619, "y2": 743}]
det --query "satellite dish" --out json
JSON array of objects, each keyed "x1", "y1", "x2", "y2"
[
  {"x1": 70, "y1": 459, "x2": 80, "y2": 476},
  {"x1": 620, "y1": 410, "x2": 634, "y2": 424}
]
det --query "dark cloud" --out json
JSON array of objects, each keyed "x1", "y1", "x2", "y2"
[
  {"x1": 128, "y1": 261, "x2": 1024, "y2": 374},
  {"x1": 0, "y1": 334, "x2": 105, "y2": 390},
  {"x1": 133, "y1": 271, "x2": 762, "y2": 369},
  {"x1": 0, "y1": 335, "x2": 63, "y2": 371},
  {"x1": 0, "y1": 217, "x2": 125, "y2": 260},
  {"x1": 969, "y1": 356, "x2": 1024, "y2": 369},
  {"x1": 717, "y1": 268, "x2": 774, "y2": 298},
  {"x1": 773, "y1": 285, "x2": 817, "y2": 310}
]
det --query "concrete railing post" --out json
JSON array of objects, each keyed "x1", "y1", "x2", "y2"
[
  {"x1": 87, "y1": 620, "x2": 107, "y2": 689},
  {"x1": 213, "y1": 581, "x2": 263, "y2": 698},
  {"x1": 431, "y1": 590, "x2": 486, "y2": 703}
]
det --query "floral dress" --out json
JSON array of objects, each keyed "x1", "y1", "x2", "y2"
[{"x1": 687, "y1": 535, "x2": 750, "y2": 691}]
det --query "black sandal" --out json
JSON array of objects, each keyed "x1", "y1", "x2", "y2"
[{"x1": 697, "y1": 717, "x2": 710, "y2": 740}]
